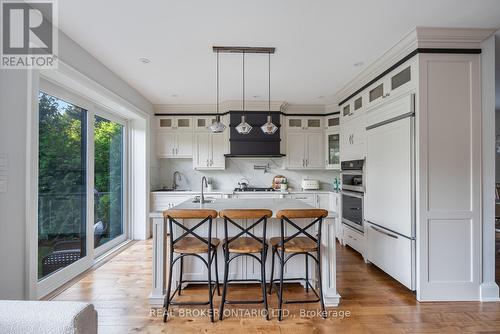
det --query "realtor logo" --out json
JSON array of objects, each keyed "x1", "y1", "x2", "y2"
[{"x1": 1, "y1": 0, "x2": 57, "y2": 69}]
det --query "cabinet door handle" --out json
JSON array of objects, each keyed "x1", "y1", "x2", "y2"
[
  {"x1": 172, "y1": 148, "x2": 174, "y2": 155},
  {"x1": 210, "y1": 159, "x2": 213, "y2": 166},
  {"x1": 305, "y1": 159, "x2": 308, "y2": 166}
]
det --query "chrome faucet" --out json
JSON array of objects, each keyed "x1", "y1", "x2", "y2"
[
  {"x1": 201, "y1": 176, "x2": 208, "y2": 203},
  {"x1": 172, "y1": 171, "x2": 181, "y2": 190}
]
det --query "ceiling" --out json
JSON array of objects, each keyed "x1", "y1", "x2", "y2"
[{"x1": 57, "y1": 0, "x2": 500, "y2": 106}]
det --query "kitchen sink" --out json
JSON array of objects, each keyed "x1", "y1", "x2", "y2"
[{"x1": 192, "y1": 196, "x2": 215, "y2": 204}]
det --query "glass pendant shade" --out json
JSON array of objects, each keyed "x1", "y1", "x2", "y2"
[
  {"x1": 261, "y1": 115, "x2": 278, "y2": 134},
  {"x1": 209, "y1": 115, "x2": 226, "y2": 133},
  {"x1": 236, "y1": 115, "x2": 252, "y2": 134}
]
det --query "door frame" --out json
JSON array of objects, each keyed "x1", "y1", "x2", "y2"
[{"x1": 34, "y1": 78, "x2": 132, "y2": 298}]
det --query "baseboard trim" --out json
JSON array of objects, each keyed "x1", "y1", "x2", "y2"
[{"x1": 480, "y1": 282, "x2": 500, "y2": 302}]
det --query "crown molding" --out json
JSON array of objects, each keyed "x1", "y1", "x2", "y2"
[
  {"x1": 335, "y1": 27, "x2": 495, "y2": 104},
  {"x1": 154, "y1": 100, "x2": 329, "y2": 115},
  {"x1": 282, "y1": 104, "x2": 326, "y2": 114}
]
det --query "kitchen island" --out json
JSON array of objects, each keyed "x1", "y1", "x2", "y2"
[{"x1": 148, "y1": 198, "x2": 340, "y2": 307}]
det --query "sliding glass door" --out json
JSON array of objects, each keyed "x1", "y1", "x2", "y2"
[
  {"x1": 94, "y1": 114, "x2": 126, "y2": 254},
  {"x1": 37, "y1": 82, "x2": 127, "y2": 292},
  {"x1": 38, "y1": 92, "x2": 88, "y2": 280}
]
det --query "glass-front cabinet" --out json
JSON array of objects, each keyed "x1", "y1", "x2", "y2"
[
  {"x1": 325, "y1": 130, "x2": 340, "y2": 170},
  {"x1": 157, "y1": 116, "x2": 193, "y2": 130}
]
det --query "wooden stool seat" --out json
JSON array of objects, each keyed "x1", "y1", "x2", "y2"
[
  {"x1": 269, "y1": 236, "x2": 317, "y2": 252},
  {"x1": 224, "y1": 237, "x2": 263, "y2": 254},
  {"x1": 173, "y1": 237, "x2": 220, "y2": 254}
]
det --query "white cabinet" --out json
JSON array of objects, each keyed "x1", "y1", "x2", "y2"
[
  {"x1": 366, "y1": 222, "x2": 414, "y2": 290},
  {"x1": 286, "y1": 116, "x2": 323, "y2": 132},
  {"x1": 194, "y1": 116, "x2": 218, "y2": 131},
  {"x1": 366, "y1": 60, "x2": 416, "y2": 110},
  {"x1": 157, "y1": 116, "x2": 193, "y2": 130},
  {"x1": 343, "y1": 224, "x2": 365, "y2": 257},
  {"x1": 325, "y1": 115, "x2": 340, "y2": 130},
  {"x1": 151, "y1": 194, "x2": 193, "y2": 211},
  {"x1": 340, "y1": 115, "x2": 366, "y2": 161},
  {"x1": 286, "y1": 132, "x2": 325, "y2": 169},
  {"x1": 157, "y1": 131, "x2": 193, "y2": 158},
  {"x1": 325, "y1": 130, "x2": 340, "y2": 170},
  {"x1": 317, "y1": 193, "x2": 330, "y2": 209},
  {"x1": 193, "y1": 132, "x2": 227, "y2": 170},
  {"x1": 156, "y1": 116, "x2": 193, "y2": 158}
]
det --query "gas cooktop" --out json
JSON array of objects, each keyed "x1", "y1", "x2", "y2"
[{"x1": 234, "y1": 187, "x2": 276, "y2": 192}]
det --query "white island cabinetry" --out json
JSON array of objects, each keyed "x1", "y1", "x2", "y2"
[{"x1": 148, "y1": 198, "x2": 340, "y2": 308}]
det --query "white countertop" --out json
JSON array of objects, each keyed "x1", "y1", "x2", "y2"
[
  {"x1": 151, "y1": 198, "x2": 337, "y2": 218},
  {"x1": 151, "y1": 189, "x2": 340, "y2": 195}
]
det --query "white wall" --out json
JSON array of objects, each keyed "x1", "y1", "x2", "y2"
[
  {"x1": 0, "y1": 70, "x2": 30, "y2": 299},
  {"x1": 0, "y1": 29, "x2": 153, "y2": 300},
  {"x1": 157, "y1": 158, "x2": 339, "y2": 191}
]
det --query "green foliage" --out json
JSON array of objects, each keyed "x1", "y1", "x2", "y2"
[{"x1": 38, "y1": 93, "x2": 123, "y2": 242}]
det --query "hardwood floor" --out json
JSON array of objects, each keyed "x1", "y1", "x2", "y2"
[{"x1": 53, "y1": 240, "x2": 500, "y2": 333}]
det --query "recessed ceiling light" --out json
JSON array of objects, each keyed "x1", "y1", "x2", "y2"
[
  {"x1": 317, "y1": 95, "x2": 325, "y2": 99},
  {"x1": 138, "y1": 57, "x2": 151, "y2": 64},
  {"x1": 171, "y1": 94, "x2": 178, "y2": 98},
  {"x1": 353, "y1": 61, "x2": 364, "y2": 67}
]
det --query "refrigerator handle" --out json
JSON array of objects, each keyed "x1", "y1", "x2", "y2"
[{"x1": 369, "y1": 224, "x2": 399, "y2": 239}]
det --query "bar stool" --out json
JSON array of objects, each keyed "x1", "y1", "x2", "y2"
[
  {"x1": 163, "y1": 209, "x2": 220, "y2": 322},
  {"x1": 218, "y1": 209, "x2": 272, "y2": 321},
  {"x1": 268, "y1": 209, "x2": 328, "y2": 321}
]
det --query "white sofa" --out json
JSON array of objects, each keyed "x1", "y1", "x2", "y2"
[{"x1": 0, "y1": 300, "x2": 97, "y2": 334}]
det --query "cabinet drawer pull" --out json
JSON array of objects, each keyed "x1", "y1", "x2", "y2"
[{"x1": 370, "y1": 225, "x2": 398, "y2": 239}]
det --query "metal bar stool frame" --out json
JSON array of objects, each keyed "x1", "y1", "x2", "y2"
[
  {"x1": 219, "y1": 210, "x2": 271, "y2": 321},
  {"x1": 268, "y1": 210, "x2": 328, "y2": 321},
  {"x1": 163, "y1": 211, "x2": 220, "y2": 323}
]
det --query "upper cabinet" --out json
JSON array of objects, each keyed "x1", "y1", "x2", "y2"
[
  {"x1": 193, "y1": 132, "x2": 227, "y2": 170},
  {"x1": 194, "y1": 116, "x2": 218, "y2": 131},
  {"x1": 366, "y1": 59, "x2": 416, "y2": 109},
  {"x1": 157, "y1": 116, "x2": 193, "y2": 130},
  {"x1": 156, "y1": 116, "x2": 193, "y2": 158},
  {"x1": 192, "y1": 115, "x2": 228, "y2": 169},
  {"x1": 325, "y1": 114, "x2": 340, "y2": 130},
  {"x1": 286, "y1": 132, "x2": 325, "y2": 169},
  {"x1": 325, "y1": 114, "x2": 340, "y2": 169},
  {"x1": 325, "y1": 130, "x2": 340, "y2": 170},
  {"x1": 157, "y1": 131, "x2": 193, "y2": 158},
  {"x1": 286, "y1": 116, "x2": 323, "y2": 132}
]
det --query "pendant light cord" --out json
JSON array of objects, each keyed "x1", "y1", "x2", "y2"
[
  {"x1": 216, "y1": 50, "x2": 219, "y2": 116},
  {"x1": 242, "y1": 50, "x2": 245, "y2": 115},
  {"x1": 268, "y1": 52, "x2": 271, "y2": 114}
]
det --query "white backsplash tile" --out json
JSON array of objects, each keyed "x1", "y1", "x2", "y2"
[{"x1": 155, "y1": 158, "x2": 339, "y2": 191}]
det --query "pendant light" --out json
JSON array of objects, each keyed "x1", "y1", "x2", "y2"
[
  {"x1": 209, "y1": 50, "x2": 226, "y2": 133},
  {"x1": 261, "y1": 52, "x2": 278, "y2": 135},
  {"x1": 235, "y1": 50, "x2": 252, "y2": 134}
]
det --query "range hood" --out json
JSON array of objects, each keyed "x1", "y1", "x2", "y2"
[{"x1": 225, "y1": 111, "x2": 285, "y2": 157}]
